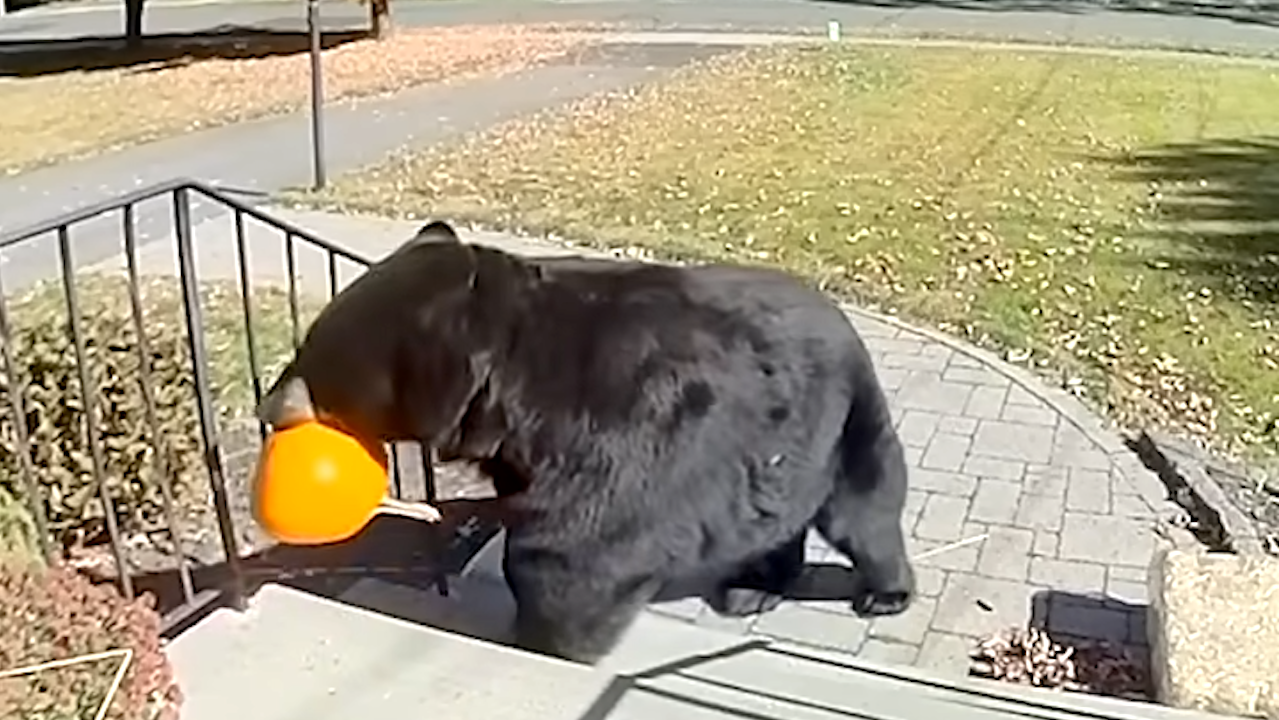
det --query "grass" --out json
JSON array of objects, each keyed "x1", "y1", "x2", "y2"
[
  {"x1": 305, "y1": 42, "x2": 1279, "y2": 464},
  {"x1": 0, "y1": 24, "x2": 594, "y2": 175}
]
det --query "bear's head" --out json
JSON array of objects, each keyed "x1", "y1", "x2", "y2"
[{"x1": 256, "y1": 221, "x2": 530, "y2": 459}]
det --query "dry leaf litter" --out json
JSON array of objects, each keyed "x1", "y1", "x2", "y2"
[{"x1": 973, "y1": 626, "x2": 1152, "y2": 701}]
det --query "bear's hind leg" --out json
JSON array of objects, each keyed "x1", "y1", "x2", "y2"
[
  {"x1": 503, "y1": 537, "x2": 661, "y2": 665},
  {"x1": 816, "y1": 423, "x2": 915, "y2": 618},
  {"x1": 706, "y1": 531, "x2": 806, "y2": 618}
]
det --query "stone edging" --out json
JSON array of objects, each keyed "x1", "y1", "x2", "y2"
[{"x1": 1139, "y1": 431, "x2": 1271, "y2": 556}]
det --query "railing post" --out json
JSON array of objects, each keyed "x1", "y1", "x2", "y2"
[
  {"x1": 173, "y1": 188, "x2": 247, "y2": 611},
  {"x1": 59, "y1": 226, "x2": 134, "y2": 599},
  {"x1": 123, "y1": 205, "x2": 198, "y2": 606},
  {"x1": 307, "y1": 0, "x2": 328, "y2": 191}
]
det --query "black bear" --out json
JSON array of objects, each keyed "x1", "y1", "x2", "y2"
[{"x1": 256, "y1": 221, "x2": 915, "y2": 664}]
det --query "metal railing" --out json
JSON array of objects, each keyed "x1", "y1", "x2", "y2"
[{"x1": 0, "y1": 178, "x2": 436, "y2": 633}]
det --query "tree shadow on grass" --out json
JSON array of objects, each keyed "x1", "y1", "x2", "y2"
[
  {"x1": 809, "y1": 0, "x2": 1279, "y2": 30},
  {"x1": 1101, "y1": 135, "x2": 1279, "y2": 306},
  {"x1": 0, "y1": 26, "x2": 368, "y2": 78}
]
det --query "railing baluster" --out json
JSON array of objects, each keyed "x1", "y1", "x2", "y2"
[
  {"x1": 327, "y1": 249, "x2": 339, "y2": 301},
  {"x1": 233, "y1": 210, "x2": 266, "y2": 441},
  {"x1": 285, "y1": 233, "x2": 301, "y2": 350},
  {"x1": 418, "y1": 443, "x2": 448, "y2": 597},
  {"x1": 122, "y1": 206, "x2": 197, "y2": 605},
  {"x1": 389, "y1": 444, "x2": 404, "y2": 499},
  {"x1": 0, "y1": 253, "x2": 53, "y2": 564},
  {"x1": 58, "y1": 226, "x2": 134, "y2": 599},
  {"x1": 418, "y1": 444, "x2": 437, "y2": 505},
  {"x1": 172, "y1": 188, "x2": 246, "y2": 611}
]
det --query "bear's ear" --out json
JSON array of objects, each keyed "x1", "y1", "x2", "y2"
[
  {"x1": 412, "y1": 220, "x2": 461, "y2": 244},
  {"x1": 256, "y1": 367, "x2": 316, "y2": 430}
]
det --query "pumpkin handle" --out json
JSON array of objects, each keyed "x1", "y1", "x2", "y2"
[{"x1": 375, "y1": 496, "x2": 443, "y2": 523}]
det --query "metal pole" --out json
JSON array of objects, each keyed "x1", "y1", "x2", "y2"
[
  {"x1": 307, "y1": 0, "x2": 328, "y2": 190},
  {"x1": 173, "y1": 189, "x2": 247, "y2": 611}
]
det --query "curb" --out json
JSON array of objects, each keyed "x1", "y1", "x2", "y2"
[{"x1": 610, "y1": 30, "x2": 1279, "y2": 67}]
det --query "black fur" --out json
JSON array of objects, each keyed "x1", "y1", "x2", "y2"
[{"x1": 258, "y1": 221, "x2": 916, "y2": 664}]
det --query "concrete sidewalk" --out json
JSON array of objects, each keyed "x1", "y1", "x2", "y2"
[{"x1": 0, "y1": 37, "x2": 737, "y2": 292}]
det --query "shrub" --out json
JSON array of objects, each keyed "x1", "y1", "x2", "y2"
[
  {"x1": 0, "y1": 272, "x2": 304, "y2": 553},
  {"x1": 0, "y1": 558, "x2": 181, "y2": 720}
]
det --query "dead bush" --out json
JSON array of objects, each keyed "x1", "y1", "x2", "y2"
[{"x1": 0, "y1": 558, "x2": 181, "y2": 720}]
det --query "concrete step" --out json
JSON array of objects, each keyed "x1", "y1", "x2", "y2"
[
  {"x1": 168, "y1": 532, "x2": 1228, "y2": 720},
  {"x1": 165, "y1": 582, "x2": 614, "y2": 720}
]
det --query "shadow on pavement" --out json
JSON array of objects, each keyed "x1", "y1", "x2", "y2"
[
  {"x1": 1031, "y1": 588, "x2": 1147, "y2": 646},
  {"x1": 105, "y1": 497, "x2": 504, "y2": 639},
  {"x1": 0, "y1": 26, "x2": 367, "y2": 77},
  {"x1": 1028, "y1": 589, "x2": 1153, "y2": 699}
]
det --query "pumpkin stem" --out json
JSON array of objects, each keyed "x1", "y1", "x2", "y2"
[{"x1": 375, "y1": 497, "x2": 442, "y2": 523}]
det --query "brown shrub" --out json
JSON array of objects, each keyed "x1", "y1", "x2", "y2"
[{"x1": 0, "y1": 558, "x2": 181, "y2": 720}]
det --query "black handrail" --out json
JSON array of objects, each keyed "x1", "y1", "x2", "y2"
[
  {"x1": 0, "y1": 178, "x2": 372, "y2": 267},
  {"x1": 0, "y1": 178, "x2": 434, "y2": 634}
]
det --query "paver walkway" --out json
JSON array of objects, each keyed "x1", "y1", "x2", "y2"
[{"x1": 108, "y1": 204, "x2": 1197, "y2": 679}]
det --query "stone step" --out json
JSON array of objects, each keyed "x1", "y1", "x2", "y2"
[
  {"x1": 167, "y1": 553, "x2": 1230, "y2": 720},
  {"x1": 164, "y1": 582, "x2": 613, "y2": 720},
  {"x1": 458, "y1": 531, "x2": 1233, "y2": 720}
]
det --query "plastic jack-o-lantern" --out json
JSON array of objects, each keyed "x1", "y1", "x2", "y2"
[{"x1": 252, "y1": 421, "x2": 441, "y2": 546}]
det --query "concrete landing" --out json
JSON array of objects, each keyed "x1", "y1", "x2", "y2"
[{"x1": 165, "y1": 582, "x2": 612, "y2": 720}]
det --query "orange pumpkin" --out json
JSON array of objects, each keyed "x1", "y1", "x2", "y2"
[{"x1": 252, "y1": 421, "x2": 440, "y2": 546}]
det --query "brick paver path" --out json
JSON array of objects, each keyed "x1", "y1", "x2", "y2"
[{"x1": 645, "y1": 306, "x2": 1190, "y2": 677}]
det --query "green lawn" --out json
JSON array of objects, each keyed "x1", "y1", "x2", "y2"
[{"x1": 301, "y1": 43, "x2": 1279, "y2": 464}]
